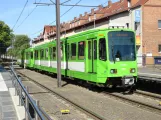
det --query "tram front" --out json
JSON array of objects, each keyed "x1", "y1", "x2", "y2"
[{"x1": 107, "y1": 30, "x2": 137, "y2": 88}]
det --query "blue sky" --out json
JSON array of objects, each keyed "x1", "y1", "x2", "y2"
[{"x1": 0, "y1": 0, "x2": 118, "y2": 39}]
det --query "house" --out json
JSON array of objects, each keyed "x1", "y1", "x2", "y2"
[{"x1": 32, "y1": 0, "x2": 161, "y2": 66}]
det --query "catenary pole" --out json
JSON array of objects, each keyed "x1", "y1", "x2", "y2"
[
  {"x1": 56, "y1": 0, "x2": 61, "y2": 87},
  {"x1": 12, "y1": 36, "x2": 14, "y2": 66}
]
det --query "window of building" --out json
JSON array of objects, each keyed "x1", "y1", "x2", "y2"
[
  {"x1": 158, "y1": 45, "x2": 161, "y2": 52},
  {"x1": 78, "y1": 41, "x2": 85, "y2": 60},
  {"x1": 126, "y1": 23, "x2": 129, "y2": 28},
  {"x1": 99, "y1": 38, "x2": 106, "y2": 61},
  {"x1": 135, "y1": 22, "x2": 140, "y2": 31},
  {"x1": 71, "y1": 43, "x2": 76, "y2": 59},
  {"x1": 40, "y1": 49, "x2": 44, "y2": 59},
  {"x1": 158, "y1": 20, "x2": 161, "y2": 29}
]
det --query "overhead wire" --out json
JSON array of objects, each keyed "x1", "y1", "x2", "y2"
[
  {"x1": 12, "y1": 0, "x2": 28, "y2": 30},
  {"x1": 31, "y1": 0, "x2": 82, "y2": 36},
  {"x1": 61, "y1": 0, "x2": 71, "y2": 5},
  {"x1": 14, "y1": 0, "x2": 42, "y2": 31}
]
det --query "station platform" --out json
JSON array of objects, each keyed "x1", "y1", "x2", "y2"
[
  {"x1": 138, "y1": 66, "x2": 161, "y2": 82},
  {"x1": 0, "y1": 65, "x2": 18, "y2": 120}
]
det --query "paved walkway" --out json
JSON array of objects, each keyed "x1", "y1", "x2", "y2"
[
  {"x1": 138, "y1": 66, "x2": 161, "y2": 79},
  {"x1": 0, "y1": 65, "x2": 18, "y2": 120}
]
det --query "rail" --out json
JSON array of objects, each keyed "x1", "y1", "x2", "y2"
[
  {"x1": 10, "y1": 66, "x2": 45, "y2": 120},
  {"x1": 138, "y1": 74, "x2": 161, "y2": 83}
]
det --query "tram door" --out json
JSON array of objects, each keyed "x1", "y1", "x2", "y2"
[{"x1": 88, "y1": 40, "x2": 97, "y2": 73}]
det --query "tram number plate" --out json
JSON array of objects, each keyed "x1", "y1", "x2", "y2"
[{"x1": 124, "y1": 78, "x2": 134, "y2": 85}]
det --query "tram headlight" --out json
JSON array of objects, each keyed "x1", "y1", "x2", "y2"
[
  {"x1": 110, "y1": 69, "x2": 117, "y2": 74},
  {"x1": 130, "y1": 68, "x2": 135, "y2": 73}
]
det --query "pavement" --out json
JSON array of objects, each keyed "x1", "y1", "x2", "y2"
[
  {"x1": 138, "y1": 66, "x2": 161, "y2": 80},
  {"x1": 0, "y1": 65, "x2": 18, "y2": 120}
]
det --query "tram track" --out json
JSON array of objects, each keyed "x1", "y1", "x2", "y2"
[
  {"x1": 135, "y1": 90, "x2": 161, "y2": 101},
  {"x1": 17, "y1": 71, "x2": 107, "y2": 120},
  {"x1": 102, "y1": 91, "x2": 161, "y2": 115},
  {"x1": 15, "y1": 68, "x2": 161, "y2": 118}
]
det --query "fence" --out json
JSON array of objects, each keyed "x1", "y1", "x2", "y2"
[{"x1": 10, "y1": 66, "x2": 52, "y2": 120}]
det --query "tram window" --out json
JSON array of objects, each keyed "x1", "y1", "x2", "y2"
[
  {"x1": 53, "y1": 47, "x2": 56, "y2": 60},
  {"x1": 94, "y1": 40, "x2": 97, "y2": 59},
  {"x1": 27, "y1": 52, "x2": 30, "y2": 59},
  {"x1": 37, "y1": 51, "x2": 39, "y2": 59},
  {"x1": 49, "y1": 47, "x2": 53, "y2": 60},
  {"x1": 28, "y1": 53, "x2": 29, "y2": 58},
  {"x1": 26, "y1": 53, "x2": 28, "y2": 59},
  {"x1": 45, "y1": 48, "x2": 48, "y2": 59},
  {"x1": 67, "y1": 44, "x2": 70, "y2": 60},
  {"x1": 35, "y1": 50, "x2": 38, "y2": 59},
  {"x1": 31, "y1": 52, "x2": 33, "y2": 59},
  {"x1": 40, "y1": 49, "x2": 44, "y2": 59},
  {"x1": 88, "y1": 41, "x2": 91, "y2": 59},
  {"x1": 99, "y1": 38, "x2": 106, "y2": 61},
  {"x1": 71, "y1": 43, "x2": 76, "y2": 59},
  {"x1": 34, "y1": 51, "x2": 37, "y2": 59},
  {"x1": 36, "y1": 50, "x2": 38, "y2": 59},
  {"x1": 61, "y1": 45, "x2": 63, "y2": 60},
  {"x1": 78, "y1": 41, "x2": 85, "y2": 60}
]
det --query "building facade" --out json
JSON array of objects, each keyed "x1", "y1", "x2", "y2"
[{"x1": 32, "y1": 0, "x2": 161, "y2": 66}]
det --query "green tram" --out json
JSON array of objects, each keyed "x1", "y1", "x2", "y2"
[{"x1": 22, "y1": 28, "x2": 137, "y2": 88}]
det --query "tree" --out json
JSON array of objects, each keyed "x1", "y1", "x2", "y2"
[
  {"x1": 13, "y1": 35, "x2": 30, "y2": 57},
  {"x1": 0, "y1": 21, "x2": 13, "y2": 57}
]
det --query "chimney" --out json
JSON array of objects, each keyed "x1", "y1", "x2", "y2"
[
  {"x1": 98, "y1": 5, "x2": 103, "y2": 10},
  {"x1": 84, "y1": 12, "x2": 88, "y2": 16},
  {"x1": 108, "y1": 0, "x2": 112, "y2": 7},
  {"x1": 91, "y1": 8, "x2": 95, "y2": 14},
  {"x1": 128, "y1": 0, "x2": 131, "y2": 7},
  {"x1": 79, "y1": 14, "x2": 82, "y2": 18}
]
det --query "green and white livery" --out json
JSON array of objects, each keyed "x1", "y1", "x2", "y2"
[{"x1": 22, "y1": 28, "x2": 137, "y2": 88}]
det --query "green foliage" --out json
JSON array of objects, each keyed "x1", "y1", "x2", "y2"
[
  {"x1": 0, "y1": 20, "x2": 13, "y2": 55},
  {"x1": 12, "y1": 35, "x2": 30, "y2": 57}
]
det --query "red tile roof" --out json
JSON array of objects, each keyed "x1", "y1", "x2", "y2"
[
  {"x1": 43, "y1": 25, "x2": 56, "y2": 35},
  {"x1": 34, "y1": 0, "x2": 150, "y2": 41}
]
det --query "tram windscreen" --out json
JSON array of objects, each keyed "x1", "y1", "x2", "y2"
[{"x1": 108, "y1": 31, "x2": 136, "y2": 62}]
